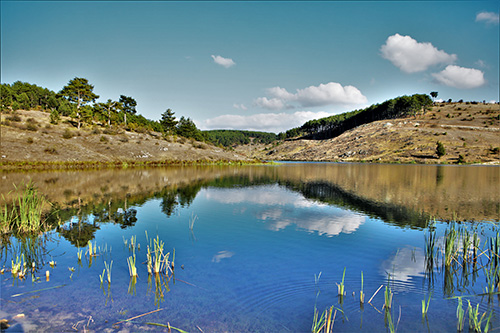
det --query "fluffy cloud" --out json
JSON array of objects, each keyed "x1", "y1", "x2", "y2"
[
  {"x1": 381, "y1": 33, "x2": 457, "y2": 73},
  {"x1": 432, "y1": 65, "x2": 485, "y2": 89},
  {"x1": 211, "y1": 55, "x2": 235, "y2": 68},
  {"x1": 254, "y1": 97, "x2": 290, "y2": 110},
  {"x1": 476, "y1": 11, "x2": 500, "y2": 25},
  {"x1": 255, "y1": 82, "x2": 367, "y2": 111},
  {"x1": 199, "y1": 110, "x2": 333, "y2": 133}
]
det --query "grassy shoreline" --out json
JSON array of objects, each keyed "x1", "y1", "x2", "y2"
[{"x1": 0, "y1": 159, "x2": 268, "y2": 172}]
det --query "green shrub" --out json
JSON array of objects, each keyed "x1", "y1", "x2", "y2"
[
  {"x1": 436, "y1": 141, "x2": 446, "y2": 158},
  {"x1": 49, "y1": 110, "x2": 60, "y2": 124},
  {"x1": 100, "y1": 135, "x2": 109, "y2": 143}
]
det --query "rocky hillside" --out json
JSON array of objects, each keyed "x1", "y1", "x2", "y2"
[
  {"x1": 0, "y1": 110, "x2": 251, "y2": 166},
  {"x1": 240, "y1": 102, "x2": 500, "y2": 164}
]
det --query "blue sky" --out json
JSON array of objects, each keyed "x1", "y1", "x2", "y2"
[{"x1": 1, "y1": 1, "x2": 499, "y2": 133}]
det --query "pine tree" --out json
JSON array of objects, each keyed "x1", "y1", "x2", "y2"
[{"x1": 160, "y1": 109, "x2": 178, "y2": 134}]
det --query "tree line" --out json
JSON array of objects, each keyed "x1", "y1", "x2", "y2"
[
  {"x1": 203, "y1": 130, "x2": 278, "y2": 147},
  {"x1": 282, "y1": 93, "x2": 433, "y2": 140},
  {"x1": 0, "y1": 78, "x2": 207, "y2": 141}
]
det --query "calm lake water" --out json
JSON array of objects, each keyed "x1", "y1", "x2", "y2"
[{"x1": 1, "y1": 163, "x2": 499, "y2": 332}]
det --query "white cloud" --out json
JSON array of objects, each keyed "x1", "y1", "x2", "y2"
[
  {"x1": 476, "y1": 11, "x2": 500, "y2": 25},
  {"x1": 432, "y1": 65, "x2": 485, "y2": 89},
  {"x1": 199, "y1": 110, "x2": 333, "y2": 133},
  {"x1": 295, "y1": 82, "x2": 367, "y2": 107},
  {"x1": 255, "y1": 82, "x2": 367, "y2": 111},
  {"x1": 211, "y1": 55, "x2": 235, "y2": 68},
  {"x1": 253, "y1": 97, "x2": 290, "y2": 110},
  {"x1": 233, "y1": 103, "x2": 247, "y2": 110},
  {"x1": 381, "y1": 33, "x2": 457, "y2": 73}
]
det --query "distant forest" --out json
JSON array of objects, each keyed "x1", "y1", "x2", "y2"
[
  {"x1": 283, "y1": 93, "x2": 433, "y2": 140},
  {"x1": 1, "y1": 79, "x2": 435, "y2": 146},
  {"x1": 203, "y1": 130, "x2": 277, "y2": 147}
]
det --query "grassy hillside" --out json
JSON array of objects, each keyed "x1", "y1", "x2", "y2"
[
  {"x1": 0, "y1": 109, "x2": 252, "y2": 168},
  {"x1": 240, "y1": 102, "x2": 500, "y2": 164}
]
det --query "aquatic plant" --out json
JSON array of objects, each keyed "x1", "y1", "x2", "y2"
[
  {"x1": 87, "y1": 240, "x2": 97, "y2": 257},
  {"x1": 189, "y1": 213, "x2": 197, "y2": 231},
  {"x1": 421, "y1": 294, "x2": 431, "y2": 316},
  {"x1": 11, "y1": 253, "x2": 24, "y2": 276},
  {"x1": 444, "y1": 223, "x2": 458, "y2": 267},
  {"x1": 127, "y1": 255, "x2": 138, "y2": 277},
  {"x1": 383, "y1": 276, "x2": 393, "y2": 310},
  {"x1": 0, "y1": 181, "x2": 49, "y2": 234},
  {"x1": 456, "y1": 297, "x2": 465, "y2": 332},
  {"x1": 104, "y1": 260, "x2": 112, "y2": 284},
  {"x1": 467, "y1": 300, "x2": 492, "y2": 333},
  {"x1": 99, "y1": 269, "x2": 105, "y2": 285},
  {"x1": 360, "y1": 271, "x2": 365, "y2": 304},
  {"x1": 336, "y1": 267, "x2": 346, "y2": 296},
  {"x1": 77, "y1": 249, "x2": 83, "y2": 261},
  {"x1": 312, "y1": 305, "x2": 336, "y2": 333}
]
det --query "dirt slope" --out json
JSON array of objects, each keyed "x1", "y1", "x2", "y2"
[
  {"x1": 0, "y1": 110, "x2": 250, "y2": 165},
  {"x1": 240, "y1": 102, "x2": 500, "y2": 164}
]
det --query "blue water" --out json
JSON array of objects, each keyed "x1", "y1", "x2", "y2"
[{"x1": 1, "y1": 164, "x2": 499, "y2": 332}]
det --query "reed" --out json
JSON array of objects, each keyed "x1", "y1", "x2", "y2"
[
  {"x1": 127, "y1": 255, "x2": 138, "y2": 277},
  {"x1": 99, "y1": 269, "x2": 105, "y2": 285},
  {"x1": 312, "y1": 305, "x2": 336, "y2": 333},
  {"x1": 77, "y1": 249, "x2": 83, "y2": 261},
  {"x1": 104, "y1": 260, "x2": 112, "y2": 284},
  {"x1": 336, "y1": 267, "x2": 346, "y2": 296},
  {"x1": 87, "y1": 240, "x2": 97, "y2": 257},
  {"x1": 383, "y1": 276, "x2": 393, "y2": 310},
  {"x1": 189, "y1": 213, "x2": 197, "y2": 231},
  {"x1": 421, "y1": 294, "x2": 431, "y2": 316},
  {"x1": 444, "y1": 223, "x2": 458, "y2": 267},
  {"x1": 467, "y1": 300, "x2": 492, "y2": 333},
  {"x1": 456, "y1": 297, "x2": 465, "y2": 332},
  {"x1": 360, "y1": 271, "x2": 365, "y2": 303},
  {"x1": 11, "y1": 253, "x2": 24, "y2": 276},
  {"x1": 1, "y1": 181, "x2": 49, "y2": 234}
]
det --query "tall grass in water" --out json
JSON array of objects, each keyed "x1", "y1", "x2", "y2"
[
  {"x1": 104, "y1": 260, "x2": 112, "y2": 284},
  {"x1": 467, "y1": 300, "x2": 492, "y2": 333},
  {"x1": 421, "y1": 294, "x2": 431, "y2": 317},
  {"x1": 312, "y1": 305, "x2": 336, "y2": 333},
  {"x1": 456, "y1": 297, "x2": 465, "y2": 332},
  {"x1": 146, "y1": 235, "x2": 173, "y2": 277},
  {"x1": 360, "y1": 271, "x2": 365, "y2": 304},
  {"x1": 336, "y1": 267, "x2": 346, "y2": 296},
  {"x1": 127, "y1": 254, "x2": 138, "y2": 277},
  {"x1": 0, "y1": 182, "x2": 49, "y2": 234}
]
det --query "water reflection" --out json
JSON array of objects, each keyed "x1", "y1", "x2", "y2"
[
  {"x1": 1, "y1": 164, "x2": 498, "y2": 241},
  {"x1": 212, "y1": 250, "x2": 235, "y2": 263},
  {"x1": 206, "y1": 185, "x2": 366, "y2": 236},
  {"x1": 380, "y1": 247, "x2": 425, "y2": 285}
]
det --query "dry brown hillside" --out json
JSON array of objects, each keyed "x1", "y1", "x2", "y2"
[
  {"x1": 240, "y1": 102, "x2": 500, "y2": 164},
  {"x1": 0, "y1": 109, "x2": 250, "y2": 166}
]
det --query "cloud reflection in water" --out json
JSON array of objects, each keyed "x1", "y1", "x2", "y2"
[{"x1": 205, "y1": 185, "x2": 366, "y2": 237}]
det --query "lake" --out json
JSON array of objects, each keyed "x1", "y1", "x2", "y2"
[{"x1": 1, "y1": 163, "x2": 499, "y2": 332}]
